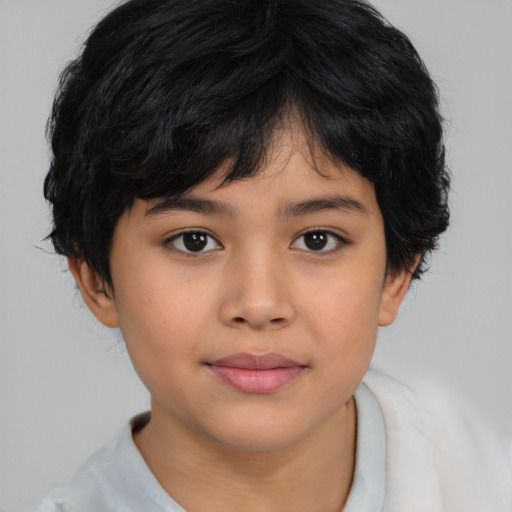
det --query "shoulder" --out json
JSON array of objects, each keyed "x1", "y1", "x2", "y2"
[
  {"x1": 363, "y1": 369, "x2": 512, "y2": 511},
  {"x1": 36, "y1": 412, "x2": 173, "y2": 512},
  {"x1": 36, "y1": 433, "x2": 120, "y2": 512}
]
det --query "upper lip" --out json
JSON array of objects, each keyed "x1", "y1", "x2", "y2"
[{"x1": 207, "y1": 352, "x2": 304, "y2": 370}]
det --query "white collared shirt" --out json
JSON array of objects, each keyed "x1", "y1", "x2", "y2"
[
  {"x1": 38, "y1": 370, "x2": 512, "y2": 511},
  {"x1": 38, "y1": 382, "x2": 386, "y2": 512}
]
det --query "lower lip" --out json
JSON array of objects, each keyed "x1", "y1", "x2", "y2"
[{"x1": 207, "y1": 365, "x2": 304, "y2": 393}]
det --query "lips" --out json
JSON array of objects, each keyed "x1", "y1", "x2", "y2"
[{"x1": 206, "y1": 352, "x2": 306, "y2": 393}]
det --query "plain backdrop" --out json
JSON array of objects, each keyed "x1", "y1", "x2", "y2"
[{"x1": 1, "y1": 1, "x2": 511, "y2": 510}]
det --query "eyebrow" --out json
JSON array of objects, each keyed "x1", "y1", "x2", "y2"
[
  {"x1": 281, "y1": 195, "x2": 368, "y2": 217},
  {"x1": 145, "y1": 194, "x2": 367, "y2": 218},
  {"x1": 145, "y1": 197, "x2": 239, "y2": 217}
]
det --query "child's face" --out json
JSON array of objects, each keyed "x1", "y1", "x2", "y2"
[{"x1": 73, "y1": 130, "x2": 411, "y2": 451}]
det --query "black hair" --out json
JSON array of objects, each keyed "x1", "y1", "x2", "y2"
[{"x1": 45, "y1": 0, "x2": 449, "y2": 286}]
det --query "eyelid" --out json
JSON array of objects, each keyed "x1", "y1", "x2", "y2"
[
  {"x1": 163, "y1": 229, "x2": 223, "y2": 254},
  {"x1": 290, "y1": 228, "x2": 349, "y2": 253},
  {"x1": 162, "y1": 227, "x2": 348, "y2": 255}
]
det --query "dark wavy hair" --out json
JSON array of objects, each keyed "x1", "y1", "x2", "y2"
[{"x1": 45, "y1": 0, "x2": 449, "y2": 286}]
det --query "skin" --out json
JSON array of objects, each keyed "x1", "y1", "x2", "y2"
[{"x1": 70, "y1": 129, "x2": 414, "y2": 511}]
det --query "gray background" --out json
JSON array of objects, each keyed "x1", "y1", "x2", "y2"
[{"x1": 1, "y1": 0, "x2": 511, "y2": 510}]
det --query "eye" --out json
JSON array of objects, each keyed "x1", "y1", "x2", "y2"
[
  {"x1": 291, "y1": 230, "x2": 347, "y2": 252},
  {"x1": 165, "y1": 230, "x2": 221, "y2": 253}
]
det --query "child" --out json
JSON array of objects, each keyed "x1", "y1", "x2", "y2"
[{"x1": 39, "y1": 0, "x2": 511, "y2": 510}]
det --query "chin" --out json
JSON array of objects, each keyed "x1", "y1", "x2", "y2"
[
  {"x1": 203, "y1": 416, "x2": 315, "y2": 453},
  {"x1": 217, "y1": 432, "x2": 305, "y2": 453}
]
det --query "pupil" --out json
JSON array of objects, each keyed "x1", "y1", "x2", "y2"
[
  {"x1": 305, "y1": 232, "x2": 327, "y2": 250},
  {"x1": 183, "y1": 233, "x2": 207, "y2": 251}
]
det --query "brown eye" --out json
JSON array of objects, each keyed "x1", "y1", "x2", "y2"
[
  {"x1": 183, "y1": 232, "x2": 208, "y2": 251},
  {"x1": 166, "y1": 231, "x2": 221, "y2": 253},
  {"x1": 292, "y1": 230, "x2": 347, "y2": 252},
  {"x1": 304, "y1": 231, "x2": 328, "y2": 250}
]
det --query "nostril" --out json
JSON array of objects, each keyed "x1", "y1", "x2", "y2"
[{"x1": 231, "y1": 316, "x2": 285, "y2": 326}]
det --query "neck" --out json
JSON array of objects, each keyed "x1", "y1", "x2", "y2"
[{"x1": 134, "y1": 398, "x2": 357, "y2": 512}]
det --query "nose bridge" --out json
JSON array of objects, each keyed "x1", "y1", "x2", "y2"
[{"x1": 220, "y1": 242, "x2": 295, "y2": 329}]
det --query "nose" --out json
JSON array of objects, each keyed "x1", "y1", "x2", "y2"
[{"x1": 219, "y1": 249, "x2": 296, "y2": 330}]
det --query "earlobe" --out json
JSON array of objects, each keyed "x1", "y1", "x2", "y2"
[
  {"x1": 67, "y1": 258, "x2": 120, "y2": 328},
  {"x1": 378, "y1": 258, "x2": 419, "y2": 326}
]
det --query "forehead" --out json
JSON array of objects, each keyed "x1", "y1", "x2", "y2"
[{"x1": 144, "y1": 127, "x2": 379, "y2": 217}]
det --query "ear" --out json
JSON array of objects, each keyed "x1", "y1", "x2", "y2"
[
  {"x1": 378, "y1": 257, "x2": 419, "y2": 327},
  {"x1": 68, "y1": 258, "x2": 120, "y2": 328}
]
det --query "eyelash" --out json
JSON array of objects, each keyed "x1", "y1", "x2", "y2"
[
  {"x1": 291, "y1": 230, "x2": 348, "y2": 254},
  {"x1": 164, "y1": 229, "x2": 348, "y2": 255},
  {"x1": 164, "y1": 230, "x2": 222, "y2": 255}
]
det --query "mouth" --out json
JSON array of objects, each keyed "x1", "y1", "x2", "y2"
[{"x1": 205, "y1": 352, "x2": 307, "y2": 394}]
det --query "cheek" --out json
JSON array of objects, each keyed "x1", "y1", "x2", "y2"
[
  {"x1": 300, "y1": 260, "x2": 384, "y2": 382},
  {"x1": 304, "y1": 260, "x2": 384, "y2": 332},
  {"x1": 112, "y1": 264, "x2": 215, "y2": 384}
]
